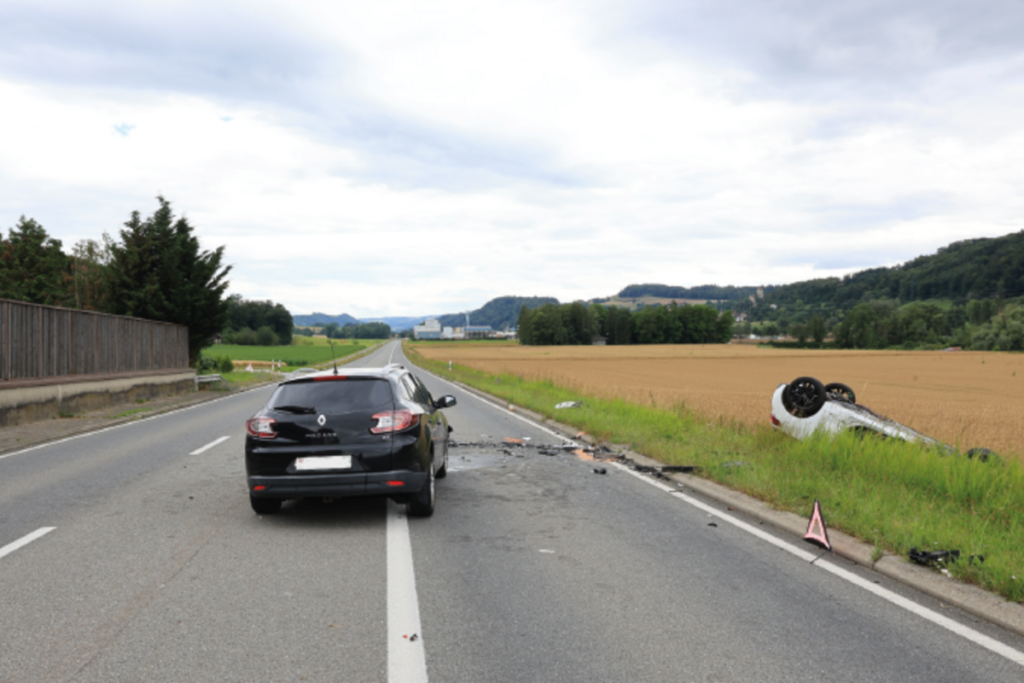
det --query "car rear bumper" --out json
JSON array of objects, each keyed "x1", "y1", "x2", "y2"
[{"x1": 248, "y1": 471, "x2": 427, "y2": 499}]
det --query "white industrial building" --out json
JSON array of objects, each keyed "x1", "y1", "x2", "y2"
[{"x1": 413, "y1": 318, "x2": 442, "y2": 340}]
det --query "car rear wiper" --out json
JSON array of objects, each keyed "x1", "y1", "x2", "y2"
[{"x1": 274, "y1": 405, "x2": 317, "y2": 414}]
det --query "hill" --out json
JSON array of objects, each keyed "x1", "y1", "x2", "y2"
[
  {"x1": 292, "y1": 312, "x2": 359, "y2": 327},
  {"x1": 357, "y1": 316, "x2": 435, "y2": 331},
  {"x1": 617, "y1": 283, "x2": 766, "y2": 301},
  {"x1": 762, "y1": 230, "x2": 1024, "y2": 311},
  {"x1": 437, "y1": 296, "x2": 559, "y2": 330}
]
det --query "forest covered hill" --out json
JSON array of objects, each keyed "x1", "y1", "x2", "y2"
[{"x1": 436, "y1": 296, "x2": 558, "y2": 330}]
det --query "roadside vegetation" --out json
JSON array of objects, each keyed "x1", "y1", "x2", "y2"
[
  {"x1": 199, "y1": 338, "x2": 369, "y2": 372},
  {"x1": 405, "y1": 342, "x2": 1024, "y2": 603}
]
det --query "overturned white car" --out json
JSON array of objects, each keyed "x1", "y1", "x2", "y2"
[{"x1": 770, "y1": 376, "x2": 997, "y2": 460}]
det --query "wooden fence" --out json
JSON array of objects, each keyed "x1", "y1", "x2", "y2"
[{"x1": 0, "y1": 299, "x2": 189, "y2": 383}]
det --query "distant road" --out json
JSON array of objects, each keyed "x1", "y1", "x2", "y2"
[{"x1": 1, "y1": 340, "x2": 1022, "y2": 681}]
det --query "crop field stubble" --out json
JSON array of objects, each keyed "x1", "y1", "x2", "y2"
[{"x1": 413, "y1": 342, "x2": 1024, "y2": 457}]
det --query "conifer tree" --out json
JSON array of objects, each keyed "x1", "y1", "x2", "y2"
[
  {"x1": 107, "y1": 197, "x2": 231, "y2": 363},
  {"x1": 0, "y1": 217, "x2": 69, "y2": 306}
]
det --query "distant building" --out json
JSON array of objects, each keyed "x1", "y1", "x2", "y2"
[
  {"x1": 413, "y1": 318, "x2": 442, "y2": 340},
  {"x1": 465, "y1": 325, "x2": 493, "y2": 339}
]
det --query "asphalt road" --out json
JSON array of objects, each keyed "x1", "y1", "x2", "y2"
[{"x1": 2, "y1": 340, "x2": 1023, "y2": 682}]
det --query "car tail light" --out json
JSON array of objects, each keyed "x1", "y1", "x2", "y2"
[
  {"x1": 370, "y1": 410, "x2": 419, "y2": 434},
  {"x1": 247, "y1": 416, "x2": 278, "y2": 438},
  {"x1": 770, "y1": 413, "x2": 781, "y2": 427}
]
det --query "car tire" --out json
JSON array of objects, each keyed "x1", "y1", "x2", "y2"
[
  {"x1": 436, "y1": 440, "x2": 449, "y2": 479},
  {"x1": 250, "y1": 495, "x2": 282, "y2": 515},
  {"x1": 824, "y1": 382, "x2": 856, "y2": 404},
  {"x1": 965, "y1": 447, "x2": 998, "y2": 463},
  {"x1": 782, "y1": 376, "x2": 827, "y2": 418},
  {"x1": 407, "y1": 459, "x2": 436, "y2": 517}
]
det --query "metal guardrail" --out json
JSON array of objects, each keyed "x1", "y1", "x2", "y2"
[{"x1": 195, "y1": 374, "x2": 228, "y2": 388}]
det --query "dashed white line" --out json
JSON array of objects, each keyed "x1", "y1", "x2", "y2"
[
  {"x1": 387, "y1": 501, "x2": 429, "y2": 683},
  {"x1": 0, "y1": 527, "x2": 56, "y2": 560},
  {"x1": 190, "y1": 436, "x2": 230, "y2": 455},
  {"x1": 0, "y1": 383, "x2": 271, "y2": 464}
]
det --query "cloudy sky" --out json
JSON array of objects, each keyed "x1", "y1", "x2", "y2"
[{"x1": 2, "y1": 0, "x2": 1024, "y2": 317}]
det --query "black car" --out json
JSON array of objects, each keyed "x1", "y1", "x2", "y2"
[{"x1": 245, "y1": 364, "x2": 456, "y2": 517}]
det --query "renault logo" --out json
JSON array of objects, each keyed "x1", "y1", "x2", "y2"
[{"x1": 317, "y1": 414, "x2": 327, "y2": 427}]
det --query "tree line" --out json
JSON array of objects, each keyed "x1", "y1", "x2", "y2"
[
  {"x1": 223, "y1": 296, "x2": 294, "y2": 346},
  {"x1": 0, "y1": 198, "x2": 229, "y2": 363},
  {"x1": 517, "y1": 301, "x2": 734, "y2": 345},
  {"x1": 617, "y1": 283, "x2": 764, "y2": 301},
  {"x1": 297, "y1": 321, "x2": 391, "y2": 340}
]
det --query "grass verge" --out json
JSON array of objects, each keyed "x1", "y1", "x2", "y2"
[
  {"x1": 405, "y1": 343, "x2": 1024, "y2": 602},
  {"x1": 202, "y1": 340, "x2": 370, "y2": 368}
]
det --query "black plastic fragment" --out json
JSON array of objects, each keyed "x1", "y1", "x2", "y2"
[
  {"x1": 908, "y1": 547, "x2": 961, "y2": 567},
  {"x1": 593, "y1": 467, "x2": 607, "y2": 475}
]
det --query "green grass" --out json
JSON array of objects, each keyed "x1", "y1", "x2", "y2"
[
  {"x1": 202, "y1": 340, "x2": 370, "y2": 368},
  {"x1": 405, "y1": 344, "x2": 1024, "y2": 602},
  {"x1": 112, "y1": 407, "x2": 153, "y2": 418}
]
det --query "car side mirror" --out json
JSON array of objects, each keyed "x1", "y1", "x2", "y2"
[{"x1": 435, "y1": 395, "x2": 457, "y2": 409}]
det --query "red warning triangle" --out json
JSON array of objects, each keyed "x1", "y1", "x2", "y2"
[{"x1": 803, "y1": 499, "x2": 831, "y2": 551}]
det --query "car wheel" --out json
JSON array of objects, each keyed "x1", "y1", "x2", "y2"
[
  {"x1": 250, "y1": 495, "x2": 282, "y2": 515},
  {"x1": 965, "y1": 447, "x2": 998, "y2": 463},
  {"x1": 407, "y1": 459, "x2": 436, "y2": 517},
  {"x1": 782, "y1": 376, "x2": 826, "y2": 418},
  {"x1": 824, "y1": 382, "x2": 856, "y2": 404},
  {"x1": 436, "y1": 440, "x2": 449, "y2": 479}
]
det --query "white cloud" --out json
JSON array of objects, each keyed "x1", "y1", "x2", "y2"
[{"x1": 2, "y1": 0, "x2": 1024, "y2": 316}]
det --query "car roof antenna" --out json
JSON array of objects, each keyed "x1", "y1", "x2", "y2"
[{"x1": 328, "y1": 339, "x2": 339, "y2": 375}]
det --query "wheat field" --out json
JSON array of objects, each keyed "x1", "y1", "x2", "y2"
[{"x1": 414, "y1": 343, "x2": 1024, "y2": 455}]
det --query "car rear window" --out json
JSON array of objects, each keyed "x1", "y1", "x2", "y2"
[{"x1": 269, "y1": 378, "x2": 393, "y2": 414}]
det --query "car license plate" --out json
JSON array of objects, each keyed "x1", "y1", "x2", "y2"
[{"x1": 294, "y1": 455, "x2": 352, "y2": 471}]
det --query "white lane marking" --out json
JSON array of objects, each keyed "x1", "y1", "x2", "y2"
[
  {"x1": 411, "y1": 363, "x2": 571, "y2": 442},
  {"x1": 0, "y1": 527, "x2": 56, "y2": 560},
  {"x1": 407, "y1": 355, "x2": 1024, "y2": 668},
  {"x1": 387, "y1": 500, "x2": 429, "y2": 683},
  {"x1": 0, "y1": 383, "x2": 273, "y2": 464},
  {"x1": 189, "y1": 436, "x2": 230, "y2": 455},
  {"x1": 389, "y1": 341, "x2": 398, "y2": 365},
  {"x1": 613, "y1": 463, "x2": 1024, "y2": 667}
]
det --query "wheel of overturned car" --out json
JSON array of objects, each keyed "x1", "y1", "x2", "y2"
[
  {"x1": 407, "y1": 459, "x2": 436, "y2": 517},
  {"x1": 250, "y1": 494, "x2": 281, "y2": 515},
  {"x1": 965, "y1": 447, "x2": 998, "y2": 464},
  {"x1": 782, "y1": 376, "x2": 827, "y2": 418},
  {"x1": 824, "y1": 382, "x2": 856, "y2": 404}
]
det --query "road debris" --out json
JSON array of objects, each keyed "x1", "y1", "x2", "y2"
[
  {"x1": 555, "y1": 401, "x2": 583, "y2": 409},
  {"x1": 618, "y1": 457, "x2": 701, "y2": 479},
  {"x1": 593, "y1": 467, "x2": 607, "y2": 475},
  {"x1": 908, "y1": 548, "x2": 960, "y2": 567}
]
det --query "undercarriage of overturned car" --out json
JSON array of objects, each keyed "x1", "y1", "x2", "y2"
[{"x1": 770, "y1": 375, "x2": 996, "y2": 462}]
